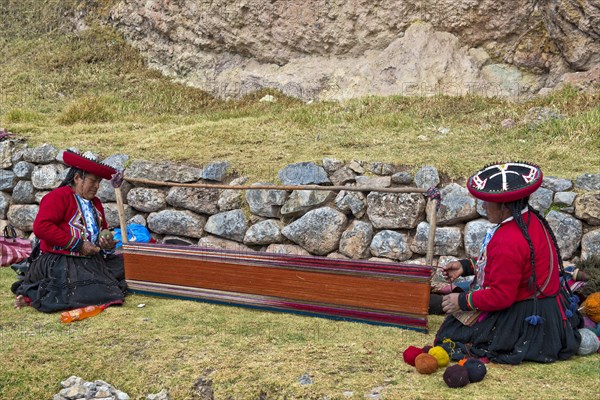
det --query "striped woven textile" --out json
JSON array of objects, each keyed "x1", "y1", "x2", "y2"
[{"x1": 123, "y1": 243, "x2": 432, "y2": 332}]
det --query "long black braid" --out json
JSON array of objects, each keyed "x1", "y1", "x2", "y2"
[
  {"x1": 60, "y1": 167, "x2": 86, "y2": 187},
  {"x1": 503, "y1": 198, "x2": 538, "y2": 293}
]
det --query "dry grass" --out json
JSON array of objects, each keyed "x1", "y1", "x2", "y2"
[{"x1": 1, "y1": 269, "x2": 598, "y2": 400}]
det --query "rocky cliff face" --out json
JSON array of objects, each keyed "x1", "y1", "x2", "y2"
[{"x1": 109, "y1": 0, "x2": 599, "y2": 100}]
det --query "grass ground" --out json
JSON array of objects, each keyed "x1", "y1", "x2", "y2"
[
  {"x1": 0, "y1": 2, "x2": 599, "y2": 399},
  {"x1": 1, "y1": 268, "x2": 599, "y2": 400}
]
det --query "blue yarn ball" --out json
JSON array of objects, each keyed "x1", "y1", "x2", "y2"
[
  {"x1": 578, "y1": 329, "x2": 600, "y2": 356},
  {"x1": 463, "y1": 359, "x2": 487, "y2": 383}
]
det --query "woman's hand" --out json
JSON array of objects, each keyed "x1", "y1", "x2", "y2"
[
  {"x1": 441, "y1": 293, "x2": 461, "y2": 314},
  {"x1": 99, "y1": 230, "x2": 117, "y2": 250},
  {"x1": 442, "y1": 261, "x2": 464, "y2": 281},
  {"x1": 80, "y1": 241, "x2": 101, "y2": 255}
]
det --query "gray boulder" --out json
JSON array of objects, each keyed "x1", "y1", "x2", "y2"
[
  {"x1": 414, "y1": 166, "x2": 440, "y2": 189},
  {"x1": 554, "y1": 192, "x2": 577, "y2": 207},
  {"x1": 127, "y1": 188, "x2": 167, "y2": 213},
  {"x1": 13, "y1": 161, "x2": 34, "y2": 179},
  {"x1": 35, "y1": 191, "x2": 50, "y2": 204},
  {"x1": 369, "y1": 230, "x2": 413, "y2": 261},
  {"x1": 245, "y1": 182, "x2": 288, "y2": 218},
  {"x1": 7, "y1": 204, "x2": 39, "y2": 231},
  {"x1": 0, "y1": 170, "x2": 17, "y2": 191},
  {"x1": 367, "y1": 192, "x2": 426, "y2": 229},
  {"x1": 23, "y1": 143, "x2": 59, "y2": 163},
  {"x1": 278, "y1": 162, "x2": 330, "y2": 185},
  {"x1": 218, "y1": 176, "x2": 249, "y2": 212},
  {"x1": 103, "y1": 203, "x2": 136, "y2": 229},
  {"x1": 329, "y1": 166, "x2": 356, "y2": 186},
  {"x1": 31, "y1": 164, "x2": 66, "y2": 189},
  {"x1": 529, "y1": 187, "x2": 553, "y2": 214},
  {"x1": 12, "y1": 181, "x2": 36, "y2": 204},
  {"x1": 348, "y1": 160, "x2": 365, "y2": 174},
  {"x1": 367, "y1": 162, "x2": 394, "y2": 176},
  {"x1": 166, "y1": 187, "x2": 220, "y2": 215},
  {"x1": 264, "y1": 244, "x2": 311, "y2": 256},
  {"x1": 97, "y1": 180, "x2": 132, "y2": 203},
  {"x1": 198, "y1": 235, "x2": 255, "y2": 252},
  {"x1": 147, "y1": 209, "x2": 206, "y2": 238},
  {"x1": 339, "y1": 220, "x2": 373, "y2": 259},
  {"x1": 464, "y1": 219, "x2": 495, "y2": 258},
  {"x1": 476, "y1": 198, "x2": 487, "y2": 218},
  {"x1": 410, "y1": 221, "x2": 462, "y2": 256},
  {"x1": 322, "y1": 158, "x2": 344, "y2": 173},
  {"x1": 280, "y1": 190, "x2": 334, "y2": 217},
  {"x1": 575, "y1": 173, "x2": 600, "y2": 191},
  {"x1": 542, "y1": 176, "x2": 573, "y2": 192},
  {"x1": 574, "y1": 191, "x2": 600, "y2": 225},
  {"x1": 434, "y1": 183, "x2": 478, "y2": 225},
  {"x1": 204, "y1": 209, "x2": 248, "y2": 242},
  {"x1": 335, "y1": 190, "x2": 367, "y2": 218},
  {"x1": 128, "y1": 214, "x2": 147, "y2": 226},
  {"x1": 201, "y1": 160, "x2": 230, "y2": 182},
  {"x1": 244, "y1": 219, "x2": 284, "y2": 245},
  {"x1": 281, "y1": 207, "x2": 347, "y2": 255},
  {"x1": 0, "y1": 141, "x2": 14, "y2": 168},
  {"x1": 355, "y1": 175, "x2": 391, "y2": 188},
  {"x1": 546, "y1": 210, "x2": 582, "y2": 260},
  {"x1": 126, "y1": 160, "x2": 203, "y2": 183},
  {"x1": 0, "y1": 192, "x2": 10, "y2": 219},
  {"x1": 391, "y1": 171, "x2": 412, "y2": 185},
  {"x1": 162, "y1": 235, "x2": 196, "y2": 246},
  {"x1": 102, "y1": 154, "x2": 129, "y2": 170},
  {"x1": 581, "y1": 229, "x2": 600, "y2": 260}
]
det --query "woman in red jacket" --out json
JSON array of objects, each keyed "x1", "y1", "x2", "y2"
[
  {"x1": 14, "y1": 151, "x2": 126, "y2": 311},
  {"x1": 435, "y1": 162, "x2": 582, "y2": 364}
]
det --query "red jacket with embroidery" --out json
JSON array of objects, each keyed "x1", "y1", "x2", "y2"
[
  {"x1": 33, "y1": 185, "x2": 108, "y2": 255},
  {"x1": 465, "y1": 211, "x2": 560, "y2": 312}
]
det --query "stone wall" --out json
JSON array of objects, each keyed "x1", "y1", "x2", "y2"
[{"x1": 2, "y1": 141, "x2": 599, "y2": 264}]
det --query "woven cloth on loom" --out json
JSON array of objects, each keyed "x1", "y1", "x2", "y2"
[{"x1": 123, "y1": 243, "x2": 432, "y2": 332}]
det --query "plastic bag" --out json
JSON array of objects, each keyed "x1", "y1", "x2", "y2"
[{"x1": 113, "y1": 224, "x2": 151, "y2": 249}]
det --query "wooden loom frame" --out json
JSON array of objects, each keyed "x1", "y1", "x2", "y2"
[{"x1": 116, "y1": 179, "x2": 438, "y2": 332}]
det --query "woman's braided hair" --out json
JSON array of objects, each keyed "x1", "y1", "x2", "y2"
[{"x1": 503, "y1": 197, "x2": 567, "y2": 293}]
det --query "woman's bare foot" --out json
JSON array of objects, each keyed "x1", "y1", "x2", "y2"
[{"x1": 14, "y1": 295, "x2": 29, "y2": 309}]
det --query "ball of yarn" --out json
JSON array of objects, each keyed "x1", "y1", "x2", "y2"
[
  {"x1": 428, "y1": 346, "x2": 450, "y2": 367},
  {"x1": 403, "y1": 345, "x2": 424, "y2": 366},
  {"x1": 422, "y1": 345, "x2": 433, "y2": 353},
  {"x1": 578, "y1": 328, "x2": 600, "y2": 355},
  {"x1": 463, "y1": 359, "x2": 487, "y2": 382},
  {"x1": 415, "y1": 353, "x2": 438, "y2": 374},
  {"x1": 583, "y1": 292, "x2": 600, "y2": 323},
  {"x1": 443, "y1": 365, "x2": 470, "y2": 388}
]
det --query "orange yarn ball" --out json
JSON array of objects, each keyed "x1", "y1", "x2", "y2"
[
  {"x1": 583, "y1": 292, "x2": 600, "y2": 323},
  {"x1": 415, "y1": 353, "x2": 438, "y2": 374},
  {"x1": 458, "y1": 358, "x2": 469, "y2": 366}
]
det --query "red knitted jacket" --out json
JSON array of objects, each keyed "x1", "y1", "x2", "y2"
[
  {"x1": 33, "y1": 185, "x2": 108, "y2": 255},
  {"x1": 461, "y1": 211, "x2": 560, "y2": 312}
]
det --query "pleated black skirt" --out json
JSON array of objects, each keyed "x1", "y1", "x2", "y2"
[
  {"x1": 434, "y1": 293, "x2": 582, "y2": 364},
  {"x1": 15, "y1": 252, "x2": 126, "y2": 312}
]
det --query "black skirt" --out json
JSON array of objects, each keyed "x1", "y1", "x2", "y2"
[
  {"x1": 434, "y1": 293, "x2": 582, "y2": 364},
  {"x1": 15, "y1": 252, "x2": 127, "y2": 313}
]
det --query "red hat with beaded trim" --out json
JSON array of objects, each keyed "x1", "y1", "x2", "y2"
[
  {"x1": 467, "y1": 161, "x2": 543, "y2": 203},
  {"x1": 62, "y1": 150, "x2": 117, "y2": 180}
]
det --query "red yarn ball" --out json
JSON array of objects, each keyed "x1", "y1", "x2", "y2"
[
  {"x1": 402, "y1": 345, "x2": 424, "y2": 366},
  {"x1": 443, "y1": 365, "x2": 470, "y2": 388}
]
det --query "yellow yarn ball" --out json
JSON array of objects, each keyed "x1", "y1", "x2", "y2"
[{"x1": 428, "y1": 346, "x2": 450, "y2": 367}]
